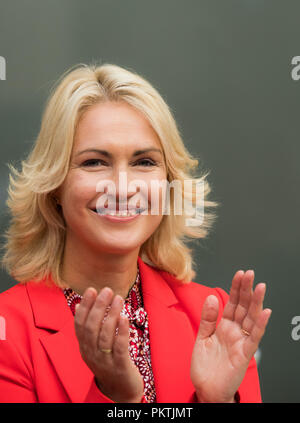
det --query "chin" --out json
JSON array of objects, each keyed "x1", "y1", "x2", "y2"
[
  {"x1": 96, "y1": 243, "x2": 141, "y2": 255},
  {"x1": 94, "y1": 230, "x2": 153, "y2": 254}
]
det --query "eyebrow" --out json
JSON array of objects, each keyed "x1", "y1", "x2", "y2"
[{"x1": 75, "y1": 147, "x2": 163, "y2": 158}]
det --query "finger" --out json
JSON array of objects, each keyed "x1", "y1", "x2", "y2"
[
  {"x1": 197, "y1": 295, "x2": 219, "y2": 340},
  {"x1": 244, "y1": 308, "x2": 272, "y2": 359},
  {"x1": 98, "y1": 294, "x2": 124, "y2": 353},
  {"x1": 113, "y1": 314, "x2": 131, "y2": 367},
  {"x1": 233, "y1": 270, "x2": 255, "y2": 325},
  {"x1": 83, "y1": 287, "x2": 114, "y2": 350},
  {"x1": 222, "y1": 270, "x2": 244, "y2": 320},
  {"x1": 74, "y1": 287, "x2": 98, "y2": 340},
  {"x1": 241, "y1": 283, "x2": 266, "y2": 333}
]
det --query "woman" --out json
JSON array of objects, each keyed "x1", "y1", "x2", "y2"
[{"x1": 0, "y1": 63, "x2": 271, "y2": 403}]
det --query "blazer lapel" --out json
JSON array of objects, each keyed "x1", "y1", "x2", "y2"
[
  {"x1": 26, "y1": 279, "x2": 94, "y2": 402},
  {"x1": 138, "y1": 257, "x2": 197, "y2": 403}
]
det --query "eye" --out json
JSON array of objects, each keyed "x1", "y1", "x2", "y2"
[
  {"x1": 134, "y1": 158, "x2": 157, "y2": 167},
  {"x1": 81, "y1": 159, "x2": 107, "y2": 167}
]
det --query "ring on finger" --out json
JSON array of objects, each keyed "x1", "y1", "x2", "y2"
[
  {"x1": 241, "y1": 328, "x2": 250, "y2": 336},
  {"x1": 100, "y1": 348, "x2": 113, "y2": 354}
]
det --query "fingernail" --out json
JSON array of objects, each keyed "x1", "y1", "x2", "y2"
[
  {"x1": 84, "y1": 288, "x2": 93, "y2": 298},
  {"x1": 99, "y1": 287, "x2": 110, "y2": 300},
  {"x1": 112, "y1": 295, "x2": 122, "y2": 306},
  {"x1": 84, "y1": 287, "x2": 97, "y2": 300}
]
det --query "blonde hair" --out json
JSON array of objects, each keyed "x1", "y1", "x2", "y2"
[{"x1": 1, "y1": 62, "x2": 219, "y2": 287}]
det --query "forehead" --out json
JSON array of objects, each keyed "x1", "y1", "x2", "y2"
[{"x1": 73, "y1": 101, "x2": 162, "y2": 151}]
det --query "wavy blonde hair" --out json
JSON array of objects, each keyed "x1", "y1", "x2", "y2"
[{"x1": 1, "y1": 62, "x2": 219, "y2": 287}]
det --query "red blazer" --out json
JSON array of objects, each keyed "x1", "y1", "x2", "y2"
[{"x1": 0, "y1": 256, "x2": 261, "y2": 403}]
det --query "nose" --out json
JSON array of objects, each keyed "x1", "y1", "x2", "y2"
[
  {"x1": 96, "y1": 171, "x2": 147, "y2": 211},
  {"x1": 114, "y1": 171, "x2": 138, "y2": 210}
]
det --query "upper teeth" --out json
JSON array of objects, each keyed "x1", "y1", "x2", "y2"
[
  {"x1": 109, "y1": 211, "x2": 131, "y2": 216},
  {"x1": 94, "y1": 209, "x2": 144, "y2": 216}
]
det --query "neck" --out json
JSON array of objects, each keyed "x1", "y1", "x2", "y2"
[{"x1": 60, "y1": 233, "x2": 140, "y2": 299}]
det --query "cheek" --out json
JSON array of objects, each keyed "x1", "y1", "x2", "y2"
[
  {"x1": 60, "y1": 173, "x2": 97, "y2": 212},
  {"x1": 147, "y1": 181, "x2": 168, "y2": 214},
  {"x1": 142, "y1": 213, "x2": 165, "y2": 243},
  {"x1": 142, "y1": 170, "x2": 168, "y2": 209}
]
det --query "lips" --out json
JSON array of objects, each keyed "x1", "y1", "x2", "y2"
[{"x1": 90, "y1": 207, "x2": 146, "y2": 216}]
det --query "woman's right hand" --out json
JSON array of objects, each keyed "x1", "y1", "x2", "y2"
[{"x1": 74, "y1": 286, "x2": 144, "y2": 403}]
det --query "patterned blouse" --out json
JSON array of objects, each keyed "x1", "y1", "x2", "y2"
[{"x1": 62, "y1": 264, "x2": 157, "y2": 403}]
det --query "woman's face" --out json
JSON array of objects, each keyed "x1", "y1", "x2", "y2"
[{"x1": 57, "y1": 101, "x2": 167, "y2": 255}]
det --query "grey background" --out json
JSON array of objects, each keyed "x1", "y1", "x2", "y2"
[{"x1": 0, "y1": 0, "x2": 299, "y2": 402}]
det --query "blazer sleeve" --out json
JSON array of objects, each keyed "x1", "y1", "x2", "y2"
[
  {"x1": 0, "y1": 337, "x2": 148, "y2": 403},
  {"x1": 84, "y1": 378, "x2": 148, "y2": 403},
  {"x1": 215, "y1": 287, "x2": 262, "y2": 403}
]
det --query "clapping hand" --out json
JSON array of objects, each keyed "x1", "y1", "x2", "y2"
[
  {"x1": 190, "y1": 270, "x2": 272, "y2": 403},
  {"x1": 74, "y1": 286, "x2": 144, "y2": 403}
]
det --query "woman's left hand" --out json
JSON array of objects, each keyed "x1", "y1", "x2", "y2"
[{"x1": 190, "y1": 269, "x2": 272, "y2": 403}]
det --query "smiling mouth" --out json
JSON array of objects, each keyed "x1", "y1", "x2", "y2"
[{"x1": 91, "y1": 207, "x2": 146, "y2": 217}]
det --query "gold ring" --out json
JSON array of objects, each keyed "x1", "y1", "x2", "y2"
[
  {"x1": 241, "y1": 328, "x2": 250, "y2": 336},
  {"x1": 100, "y1": 348, "x2": 112, "y2": 354}
]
